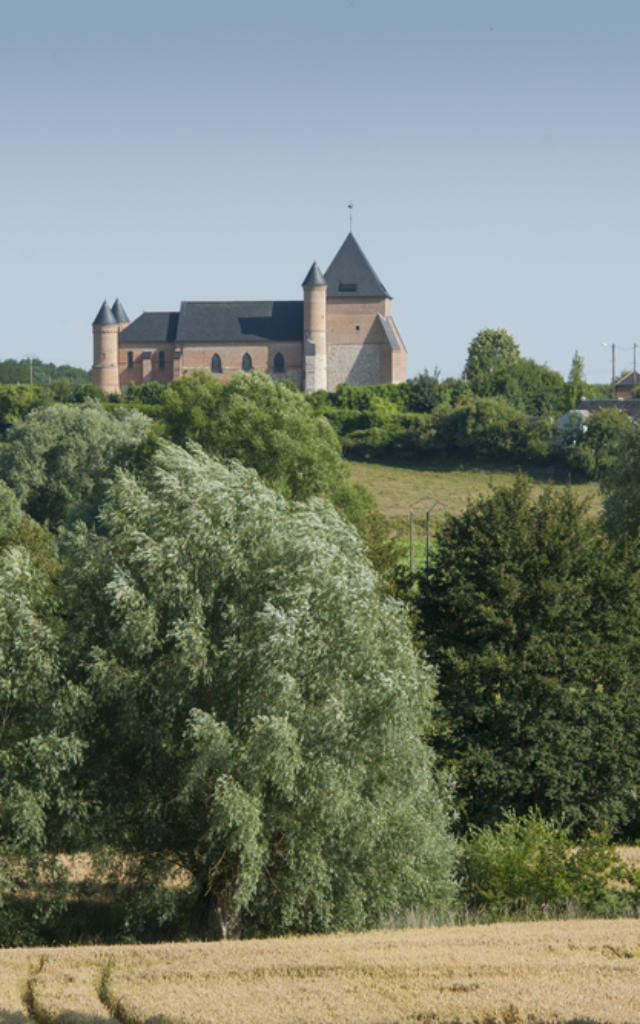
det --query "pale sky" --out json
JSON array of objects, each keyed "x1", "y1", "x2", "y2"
[{"x1": 3, "y1": 0, "x2": 640, "y2": 382}]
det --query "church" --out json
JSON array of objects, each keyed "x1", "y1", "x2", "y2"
[{"x1": 91, "y1": 233, "x2": 407, "y2": 395}]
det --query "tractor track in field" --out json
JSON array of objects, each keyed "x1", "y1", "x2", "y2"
[{"x1": 19, "y1": 955, "x2": 130, "y2": 1024}]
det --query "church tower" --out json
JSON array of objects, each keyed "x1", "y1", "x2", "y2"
[
  {"x1": 302, "y1": 262, "x2": 327, "y2": 394},
  {"x1": 91, "y1": 300, "x2": 120, "y2": 394}
]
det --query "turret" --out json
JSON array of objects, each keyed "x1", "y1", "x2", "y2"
[
  {"x1": 111, "y1": 298, "x2": 129, "y2": 327},
  {"x1": 91, "y1": 300, "x2": 120, "y2": 394},
  {"x1": 302, "y1": 262, "x2": 327, "y2": 393}
]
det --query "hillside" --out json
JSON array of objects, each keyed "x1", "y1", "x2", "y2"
[{"x1": 2, "y1": 918, "x2": 639, "y2": 1023}]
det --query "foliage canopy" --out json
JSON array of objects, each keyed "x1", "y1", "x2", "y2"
[
  {"x1": 417, "y1": 477, "x2": 640, "y2": 835},
  {"x1": 61, "y1": 442, "x2": 456, "y2": 937}
]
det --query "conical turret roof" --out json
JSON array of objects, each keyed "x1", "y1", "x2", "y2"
[
  {"x1": 302, "y1": 262, "x2": 326, "y2": 287},
  {"x1": 324, "y1": 233, "x2": 390, "y2": 299},
  {"x1": 93, "y1": 300, "x2": 117, "y2": 326},
  {"x1": 111, "y1": 298, "x2": 129, "y2": 323}
]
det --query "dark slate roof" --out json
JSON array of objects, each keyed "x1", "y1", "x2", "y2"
[
  {"x1": 324, "y1": 233, "x2": 390, "y2": 299},
  {"x1": 578, "y1": 399, "x2": 640, "y2": 420},
  {"x1": 175, "y1": 301, "x2": 303, "y2": 343},
  {"x1": 614, "y1": 370, "x2": 640, "y2": 387},
  {"x1": 111, "y1": 298, "x2": 129, "y2": 323},
  {"x1": 376, "y1": 314, "x2": 404, "y2": 352},
  {"x1": 302, "y1": 262, "x2": 326, "y2": 287},
  {"x1": 119, "y1": 312, "x2": 179, "y2": 344},
  {"x1": 93, "y1": 300, "x2": 117, "y2": 326}
]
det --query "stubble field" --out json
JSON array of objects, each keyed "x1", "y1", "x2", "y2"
[{"x1": 2, "y1": 918, "x2": 639, "y2": 1024}]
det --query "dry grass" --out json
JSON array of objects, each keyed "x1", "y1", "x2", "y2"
[
  {"x1": 348, "y1": 459, "x2": 602, "y2": 530},
  {"x1": 2, "y1": 918, "x2": 639, "y2": 1024},
  {"x1": 619, "y1": 846, "x2": 640, "y2": 871},
  {"x1": 0, "y1": 950, "x2": 31, "y2": 1023}
]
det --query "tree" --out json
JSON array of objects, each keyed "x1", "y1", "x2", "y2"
[
  {"x1": 159, "y1": 371, "x2": 348, "y2": 501},
  {"x1": 464, "y1": 328, "x2": 520, "y2": 394},
  {"x1": 564, "y1": 407, "x2": 632, "y2": 479},
  {"x1": 490, "y1": 358, "x2": 566, "y2": 417},
  {"x1": 0, "y1": 484, "x2": 84, "y2": 941},
  {"x1": 566, "y1": 350, "x2": 587, "y2": 409},
  {"x1": 601, "y1": 421, "x2": 640, "y2": 537},
  {"x1": 61, "y1": 442, "x2": 456, "y2": 938},
  {"x1": 0, "y1": 384, "x2": 53, "y2": 436},
  {"x1": 416, "y1": 477, "x2": 640, "y2": 835},
  {"x1": 1, "y1": 401, "x2": 156, "y2": 528},
  {"x1": 405, "y1": 369, "x2": 443, "y2": 413},
  {"x1": 157, "y1": 371, "x2": 397, "y2": 579}
]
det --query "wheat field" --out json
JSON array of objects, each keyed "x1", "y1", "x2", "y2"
[{"x1": 2, "y1": 918, "x2": 639, "y2": 1024}]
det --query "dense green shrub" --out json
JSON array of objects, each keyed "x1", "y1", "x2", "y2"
[{"x1": 461, "y1": 811, "x2": 639, "y2": 919}]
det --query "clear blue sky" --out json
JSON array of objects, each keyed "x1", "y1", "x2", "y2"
[{"x1": 3, "y1": 0, "x2": 640, "y2": 382}]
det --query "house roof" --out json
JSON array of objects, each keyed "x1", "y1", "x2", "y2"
[
  {"x1": 175, "y1": 301, "x2": 303, "y2": 343},
  {"x1": 614, "y1": 370, "x2": 640, "y2": 388},
  {"x1": 324, "y1": 233, "x2": 390, "y2": 299}
]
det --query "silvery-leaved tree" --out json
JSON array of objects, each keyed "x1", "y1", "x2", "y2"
[
  {"x1": 61, "y1": 442, "x2": 456, "y2": 938},
  {"x1": 0, "y1": 482, "x2": 84, "y2": 941},
  {"x1": 1, "y1": 400, "x2": 156, "y2": 528}
]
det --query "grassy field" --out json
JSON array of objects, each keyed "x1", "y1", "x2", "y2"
[
  {"x1": 348, "y1": 458, "x2": 603, "y2": 568},
  {"x1": 348, "y1": 458, "x2": 602, "y2": 532},
  {"x1": 2, "y1": 918, "x2": 639, "y2": 1023}
]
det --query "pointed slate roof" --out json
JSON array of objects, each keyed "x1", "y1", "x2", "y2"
[
  {"x1": 111, "y1": 298, "x2": 129, "y2": 323},
  {"x1": 302, "y1": 262, "x2": 326, "y2": 288},
  {"x1": 324, "y1": 233, "x2": 390, "y2": 299},
  {"x1": 93, "y1": 300, "x2": 117, "y2": 326}
]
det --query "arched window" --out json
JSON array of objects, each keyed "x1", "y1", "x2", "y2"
[
  {"x1": 274, "y1": 352, "x2": 285, "y2": 374},
  {"x1": 211, "y1": 353, "x2": 222, "y2": 373},
  {"x1": 242, "y1": 353, "x2": 252, "y2": 372}
]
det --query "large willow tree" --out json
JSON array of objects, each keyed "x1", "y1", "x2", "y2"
[{"x1": 62, "y1": 442, "x2": 455, "y2": 938}]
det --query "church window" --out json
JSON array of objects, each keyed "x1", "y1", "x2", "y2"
[
  {"x1": 158, "y1": 351, "x2": 165, "y2": 369},
  {"x1": 274, "y1": 352, "x2": 285, "y2": 373},
  {"x1": 211, "y1": 353, "x2": 222, "y2": 373},
  {"x1": 339, "y1": 281, "x2": 357, "y2": 292},
  {"x1": 127, "y1": 351, "x2": 133, "y2": 368},
  {"x1": 242, "y1": 353, "x2": 252, "y2": 372}
]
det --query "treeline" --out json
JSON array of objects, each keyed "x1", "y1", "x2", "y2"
[
  {"x1": 2, "y1": 366, "x2": 640, "y2": 944},
  {"x1": 0, "y1": 331, "x2": 630, "y2": 480},
  {"x1": 0, "y1": 358, "x2": 89, "y2": 387},
  {"x1": 309, "y1": 331, "x2": 623, "y2": 475}
]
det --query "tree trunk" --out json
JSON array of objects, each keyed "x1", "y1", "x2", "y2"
[{"x1": 190, "y1": 885, "x2": 228, "y2": 940}]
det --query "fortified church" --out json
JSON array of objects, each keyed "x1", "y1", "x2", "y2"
[{"x1": 91, "y1": 233, "x2": 407, "y2": 395}]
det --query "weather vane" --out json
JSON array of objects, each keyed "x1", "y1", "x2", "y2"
[{"x1": 348, "y1": 202, "x2": 353, "y2": 232}]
